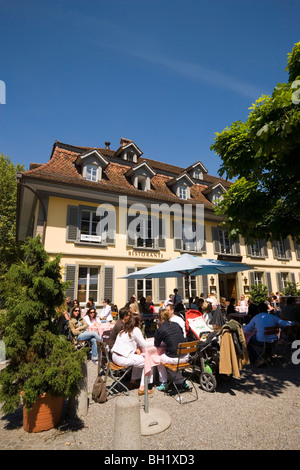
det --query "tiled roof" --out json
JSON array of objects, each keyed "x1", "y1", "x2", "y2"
[{"x1": 22, "y1": 140, "x2": 232, "y2": 210}]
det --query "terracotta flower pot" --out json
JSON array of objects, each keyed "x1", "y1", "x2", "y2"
[{"x1": 22, "y1": 393, "x2": 64, "y2": 433}]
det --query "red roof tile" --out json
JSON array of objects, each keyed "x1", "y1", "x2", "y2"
[{"x1": 23, "y1": 141, "x2": 231, "y2": 210}]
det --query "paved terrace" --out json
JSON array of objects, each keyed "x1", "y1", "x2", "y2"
[{"x1": 0, "y1": 357, "x2": 299, "y2": 452}]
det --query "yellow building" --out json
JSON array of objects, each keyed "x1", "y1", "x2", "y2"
[{"x1": 16, "y1": 138, "x2": 300, "y2": 309}]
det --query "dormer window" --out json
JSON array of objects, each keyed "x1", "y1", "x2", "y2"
[
  {"x1": 194, "y1": 170, "x2": 202, "y2": 180},
  {"x1": 76, "y1": 150, "x2": 109, "y2": 182},
  {"x1": 126, "y1": 151, "x2": 135, "y2": 162},
  {"x1": 125, "y1": 161, "x2": 156, "y2": 192},
  {"x1": 179, "y1": 185, "x2": 187, "y2": 200},
  {"x1": 115, "y1": 138, "x2": 143, "y2": 163},
  {"x1": 203, "y1": 182, "x2": 226, "y2": 205},
  {"x1": 185, "y1": 161, "x2": 208, "y2": 181},
  {"x1": 137, "y1": 175, "x2": 147, "y2": 191},
  {"x1": 167, "y1": 173, "x2": 193, "y2": 200},
  {"x1": 86, "y1": 164, "x2": 98, "y2": 182}
]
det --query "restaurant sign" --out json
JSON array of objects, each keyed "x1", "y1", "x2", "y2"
[{"x1": 128, "y1": 250, "x2": 164, "y2": 259}]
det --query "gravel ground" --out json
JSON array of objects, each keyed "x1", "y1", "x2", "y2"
[{"x1": 1, "y1": 356, "x2": 299, "y2": 452}]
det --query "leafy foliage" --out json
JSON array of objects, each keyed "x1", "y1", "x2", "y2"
[
  {"x1": 0, "y1": 237, "x2": 86, "y2": 414},
  {"x1": 211, "y1": 43, "x2": 300, "y2": 243},
  {"x1": 0, "y1": 154, "x2": 24, "y2": 278},
  {"x1": 282, "y1": 282, "x2": 299, "y2": 297},
  {"x1": 249, "y1": 283, "x2": 269, "y2": 305}
]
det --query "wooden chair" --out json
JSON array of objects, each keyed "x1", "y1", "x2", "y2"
[
  {"x1": 98, "y1": 342, "x2": 132, "y2": 397},
  {"x1": 255, "y1": 326, "x2": 281, "y2": 367},
  {"x1": 162, "y1": 340, "x2": 199, "y2": 404}
]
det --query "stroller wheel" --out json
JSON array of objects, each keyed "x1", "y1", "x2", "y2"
[{"x1": 199, "y1": 371, "x2": 217, "y2": 393}]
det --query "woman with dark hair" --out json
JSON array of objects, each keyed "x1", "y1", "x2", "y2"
[
  {"x1": 155, "y1": 309, "x2": 190, "y2": 391},
  {"x1": 69, "y1": 306, "x2": 102, "y2": 364},
  {"x1": 83, "y1": 307, "x2": 100, "y2": 327},
  {"x1": 111, "y1": 314, "x2": 153, "y2": 395}
]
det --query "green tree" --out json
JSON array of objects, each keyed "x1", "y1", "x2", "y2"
[
  {"x1": 249, "y1": 283, "x2": 269, "y2": 305},
  {"x1": 210, "y1": 42, "x2": 300, "y2": 243},
  {"x1": 0, "y1": 236, "x2": 86, "y2": 414},
  {"x1": 0, "y1": 154, "x2": 24, "y2": 276}
]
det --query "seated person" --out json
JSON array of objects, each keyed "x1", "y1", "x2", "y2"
[
  {"x1": 280, "y1": 297, "x2": 300, "y2": 322},
  {"x1": 69, "y1": 307, "x2": 102, "y2": 364},
  {"x1": 155, "y1": 309, "x2": 190, "y2": 391},
  {"x1": 226, "y1": 298, "x2": 236, "y2": 315},
  {"x1": 86, "y1": 296, "x2": 96, "y2": 310},
  {"x1": 111, "y1": 314, "x2": 153, "y2": 395},
  {"x1": 219, "y1": 297, "x2": 227, "y2": 315},
  {"x1": 108, "y1": 307, "x2": 131, "y2": 349},
  {"x1": 84, "y1": 307, "x2": 100, "y2": 327},
  {"x1": 238, "y1": 294, "x2": 248, "y2": 313},
  {"x1": 247, "y1": 299, "x2": 259, "y2": 319},
  {"x1": 166, "y1": 303, "x2": 186, "y2": 337},
  {"x1": 174, "y1": 301, "x2": 185, "y2": 314},
  {"x1": 99, "y1": 299, "x2": 113, "y2": 322},
  {"x1": 243, "y1": 302, "x2": 295, "y2": 363},
  {"x1": 202, "y1": 300, "x2": 213, "y2": 325}
]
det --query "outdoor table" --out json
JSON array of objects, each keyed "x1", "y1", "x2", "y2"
[
  {"x1": 226, "y1": 312, "x2": 249, "y2": 325},
  {"x1": 141, "y1": 338, "x2": 166, "y2": 412},
  {"x1": 88, "y1": 321, "x2": 115, "y2": 339}
]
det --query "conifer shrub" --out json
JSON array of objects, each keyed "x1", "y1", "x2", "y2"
[{"x1": 0, "y1": 236, "x2": 87, "y2": 414}]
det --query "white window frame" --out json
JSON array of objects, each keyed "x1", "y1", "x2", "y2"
[
  {"x1": 254, "y1": 271, "x2": 264, "y2": 285},
  {"x1": 185, "y1": 275, "x2": 197, "y2": 298},
  {"x1": 136, "y1": 218, "x2": 155, "y2": 248},
  {"x1": 77, "y1": 266, "x2": 99, "y2": 304},
  {"x1": 218, "y1": 229, "x2": 233, "y2": 254},
  {"x1": 80, "y1": 209, "x2": 101, "y2": 243},
  {"x1": 86, "y1": 164, "x2": 98, "y2": 182},
  {"x1": 178, "y1": 185, "x2": 187, "y2": 200},
  {"x1": 137, "y1": 267, "x2": 153, "y2": 300},
  {"x1": 279, "y1": 272, "x2": 289, "y2": 289}
]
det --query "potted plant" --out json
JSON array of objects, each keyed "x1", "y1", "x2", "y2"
[{"x1": 0, "y1": 236, "x2": 87, "y2": 432}]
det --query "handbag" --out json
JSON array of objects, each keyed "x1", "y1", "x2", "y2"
[{"x1": 92, "y1": 375, "x2": 107, "y2": 403}]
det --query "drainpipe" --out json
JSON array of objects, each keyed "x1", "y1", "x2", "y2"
[{"x1": 17, "y1": 175, "x2": 47, "y2": 246}]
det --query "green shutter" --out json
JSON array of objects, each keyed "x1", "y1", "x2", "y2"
[
  {"x1": 158, "y1": 278, "x2": 166, "y2": 302},
  {"x1": 201, "y1": 275, "x2": 208, "y2": 298},
  {"x1": 265, "y1": 272, "x2": 272, "y2": 295},
  {"x1": 127, "y1": 267, "x2": 136, "y2": 303},
  {"x1": 212, "y1": 227, "x2": 221, "y2": 254},
  {"x1": 103, "y1": 266, "x2": 114, "y2": 302},
  {"x1": 65, "y1": 264, "x2": 77, "y2": 300},
  {"x1": 66, "y1": 206, "x2": 78, "y2": 241}
]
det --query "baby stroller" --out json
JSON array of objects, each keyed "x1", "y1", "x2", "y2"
[{"x1": 185, "y1": 309, "x2": 221, "y2": 392}]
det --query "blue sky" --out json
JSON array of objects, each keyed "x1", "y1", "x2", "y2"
[{"x1": 1, "y1": 0, "x2": 299, "y2": 178}]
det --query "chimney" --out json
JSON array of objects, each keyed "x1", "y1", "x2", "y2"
[{"x1": 105, "y1": 141, "x2": 111, "y2": 149}]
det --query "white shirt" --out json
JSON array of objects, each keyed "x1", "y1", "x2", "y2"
[
  {"x1": 163, "y1": 297, "x2": 173, "y2": 308},
  {"x1": 170, "y1": 315, "x2": 186, "y2": 338},
  {"x1": 83, "y1": 314, "x2": 100, "y2": 327},
  {"x1": 238, "y1": 299, "x2": 248, "y2": 313},
  {"x1": 99, "y1": 304, "x2": 112, "y2": 322},
  {"x1": 111, "y1": 327, "x2": 151, "y2": 357}
]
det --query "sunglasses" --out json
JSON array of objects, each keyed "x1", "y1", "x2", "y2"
[{"x1": 74, "y1": 309, "x2": 80, "y2": 312}]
